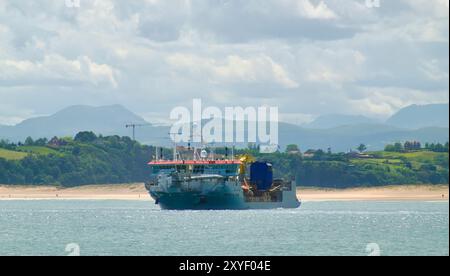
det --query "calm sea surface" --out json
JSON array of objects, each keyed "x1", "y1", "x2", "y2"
[{"x1": 0, "y1": 200, "x2": 448, "y2": 256}]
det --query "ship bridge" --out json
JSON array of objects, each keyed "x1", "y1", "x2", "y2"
[{"x1": 148, "y1": 160, "x2": 242, "y2": 177}]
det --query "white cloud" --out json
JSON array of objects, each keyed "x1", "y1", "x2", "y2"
[
  {"x1": 404, "y1": 0, "x2": 449, "y2": 18},
  {"x1": 350, "y1": 87, "x2": 450, "y2": 118},
  {"x1": 0, "y1": 0, "x2": 448, "y2": 124},
  {"x1": 0, "y1": 102, "x2": 35, "y2": 125},
  {"x1": 293, "y1": 0, "x2": 338, "y2": 19},
  {"x1": 0, "y1": 55, "x2": 119, "y2": 88},
  {"x1": 166, "y1": 53, "x2": 299, "y2": 89},
  {"x1": 419, "y1": 59, "x2": 450, "y2": 81}
]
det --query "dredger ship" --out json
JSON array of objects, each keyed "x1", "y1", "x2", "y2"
[{"x1": 145, "y1": 147, "x2": 301, "y2": 210}]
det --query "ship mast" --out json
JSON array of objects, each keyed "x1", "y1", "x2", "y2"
[{"x1": 169, "y1": 132, "x2": 178, "y2": 161}]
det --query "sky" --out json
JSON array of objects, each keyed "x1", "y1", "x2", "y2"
[{"x1": 0, "y1": 0, "x2": 449, "y2": 126}]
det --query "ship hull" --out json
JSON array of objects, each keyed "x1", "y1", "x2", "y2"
[
  {"x1": 148, "y1": 182, "x2": 301, "y2": 210},
  {"x1": 152, "y1": 191, "x2": 247, "y2": 210}
]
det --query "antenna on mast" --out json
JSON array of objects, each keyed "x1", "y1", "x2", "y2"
[
  {"x1": 169, "y1": 130, "x2": 183, "y2": 161},
  {"x1": 232, "y1": 144, "x2": 235, "y2": 160}
]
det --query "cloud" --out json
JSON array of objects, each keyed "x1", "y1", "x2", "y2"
[
  {"x1": 0, "y1": 0, "x2": 448, "y2": 125},
  {"x1": 292, "y1": 0, "x2": 338, "y2": 19},
  {"x1": 166, "y1": 53, "x2": 299, "y2": 89},
  {"x1": 404, "y1": 0, "x2": 449, "y2": 18},
  {"x1": 0, "y1": 55, "x2": 119, "y2": 88},
  {"x1": 187, "y1": 0, "x2": 357, "y2": 42},
  {"x1": 349, "y1": 86, "x2": 450, "y2": 117}
]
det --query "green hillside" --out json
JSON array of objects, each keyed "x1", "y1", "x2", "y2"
[
  {"x1": 0, "y1": 148, "x2": 28, "y2": 160},
  {"x1": 0, "y1": 132, "x2": 448, "y2": 187},
  {"x1": 0, "y1": 132, "x2": 154, "y2": 186},
  {"x1": 367, "y1": 151, "x2": 449, "y2": 170},
  {"x1": 242, "y1": 145, "x2": 449, "y2": 188},
  {"x1": 17, "y1": 146, "x2": 63, "y2": 156}
]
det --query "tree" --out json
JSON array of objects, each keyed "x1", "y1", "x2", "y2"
[
  {"x1": 394, "y1": 142, "x2": 404, "y2": 152},
  {"x1": 385, "y1": 142, "x2": 405, "y2": 152},
  {"x1": 313, "y1": 149, "x2": 326, "y2": 160},
  {"x1": 34, "y1": 138, "x2": 48, "y2": 146},
  {"x1": 286, "y1": 144, "x2": 300, "y2": 153},
  {"x1": 435, "y1": 143, "x2": 445, "y2": 152},
  {"x1": 404, "y1": 141, "x2": 421, "y2": 151},
  {"x1": 74, "y1": 131, "x2": 97, "y2": 143},
  {"x1": 25, "y1": 137, "x2": 34, "y2": 146},
  {"x1": 385, "y1": 144, "x2": 396, "y2": 152},
  {"x1": 357, "y1": 144, "x2": 367, "y2": 153}
]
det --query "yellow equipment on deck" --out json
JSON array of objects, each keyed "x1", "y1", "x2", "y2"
[{"x1": 239, "y1": 154, "x2": 255, "y2": 175}]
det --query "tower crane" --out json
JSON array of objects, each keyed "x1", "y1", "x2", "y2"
[{"x1": 125, "y1": 123, "x2": 151, "y2": 141}]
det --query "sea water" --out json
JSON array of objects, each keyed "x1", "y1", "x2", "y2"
[{"x1": 0, "y1": 200, "x2": 448, "y2": 256}]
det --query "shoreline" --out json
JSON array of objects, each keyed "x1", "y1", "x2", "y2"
[
  {"x1": 297, "y1": 185, "x2": 449, "y2": 202},
  {"x1": 0, "y1": 183, "x2": 151, "y2": 201},
  {"x1": 0, "y1": 183, "x2": 448, "y2": 202}
]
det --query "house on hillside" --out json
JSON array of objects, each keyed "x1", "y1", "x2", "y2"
[
  {"x1": 303, "y1": 149, "x2": 317, "y2": 158},
  {"x1": 287, "y1": 148, "x2": 301, "y2": 155},
  {"x1": 48, "y1": 137, "x2": 68, "y2": 148},
  {"x1": 346, "y1": 151, "x2": 374, "y2": 159}
]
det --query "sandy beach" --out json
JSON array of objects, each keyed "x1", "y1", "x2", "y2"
[
  {"x1": 0, "y1": 183, "x2": 448, "y2": 202},
  {"x1": 0, "y1": 183, "x2": 150, "y2": 201},
  {"x1": 298, "y1": 185, "x2": 449, "y2": 202}
]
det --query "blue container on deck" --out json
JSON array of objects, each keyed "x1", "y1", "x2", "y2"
[{"x1": 250, "y1": 162, "x2": 273, "y2": 191}]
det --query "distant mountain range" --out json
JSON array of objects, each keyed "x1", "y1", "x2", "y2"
[
  {"x1": 386, "y1": 104, "x2": 449, "y2": 129},
  {"x1": 0, "y1": 105, "x2": 169, "y2": 146},
  {"x1": 0, "y1": 103, "x2": 448, "y2": 151},
  {"x1": 307, "y1": 103, "x2": 449, "y2": 129},
  {"x1": 305, "y1": 114, "x2": 380, "y2": 129}
]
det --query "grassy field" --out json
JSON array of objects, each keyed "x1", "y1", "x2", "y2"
[
  {"x1": 362, "y1": 151, "x2": 449, "y2": 170},
  {"x1": 0, "y1": 148, "x2": 28, "y2": 160},
  {"x1": 351, "y1": 158, "x2": 404, "y2": 167},
  {"x1": 370, "y1": 150, "x2": 447, "y2": 161},
  {"x1": 17, "y1": 146, "x2": 62, "y2": 156},
  {"x1": 0, "y1": 146, "x2": 64, "y2": 160}
]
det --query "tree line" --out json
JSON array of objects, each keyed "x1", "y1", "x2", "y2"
[
  {"x1": 385, "y1": 141, "x2": 449, "y2": 153},
  {"x1": 236, "y1": 144, "x2": 448, "y2": 188},
  {"x1": 0, "y1": 133, "x2": 449, "y2": 188},
  {"x1": 0, "y1": 132, "x2": 155, "y2": 186}
]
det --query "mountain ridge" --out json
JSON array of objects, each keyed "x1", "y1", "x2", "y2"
[
  {"x1": 306, "y1": 103, "x2": 449, "y2": 129},
  {"x1": 0, "y1": 104, "x2": 448, "y2": 151},
  {"x1": 386, "y1": 103, "x2": 449, "y2": 129},
  {"x1": 305, "y1": 114, "x2": 379, "y2": 129}
]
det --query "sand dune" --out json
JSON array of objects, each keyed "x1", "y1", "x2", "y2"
[{"x1": 0, "y1": 183, "x2": 448, "y2": 202}]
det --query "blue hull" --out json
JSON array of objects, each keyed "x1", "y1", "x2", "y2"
[
  {"x1": 147, "y1": 174, "x2": 301, "y2": 210},
  {"x1": 149, "y1": 188, "x2": 301, "y2": 210},
  {"x1": 158, "y1": 194, "x2": 246, "y2": 210},
  {"x1": 152, "y1": 191, "x2": 247, "y2": 210}
]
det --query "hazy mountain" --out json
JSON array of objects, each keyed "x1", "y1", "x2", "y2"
[
  {"x1": 0, "y1": 105, "x2": 448, "y2": 151},
  {"x1": 305, "y1": 114, "x2": 379, "y2": 129},
  {"x1": 386, "y1": 104, "x2": 449, "y2": 129},
  {"x1": 0, "y1": 105, "x2": 154, "y2": 142},
  {"x1": 278, "y1": 123, "x2": 448, "y2": 152}
]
